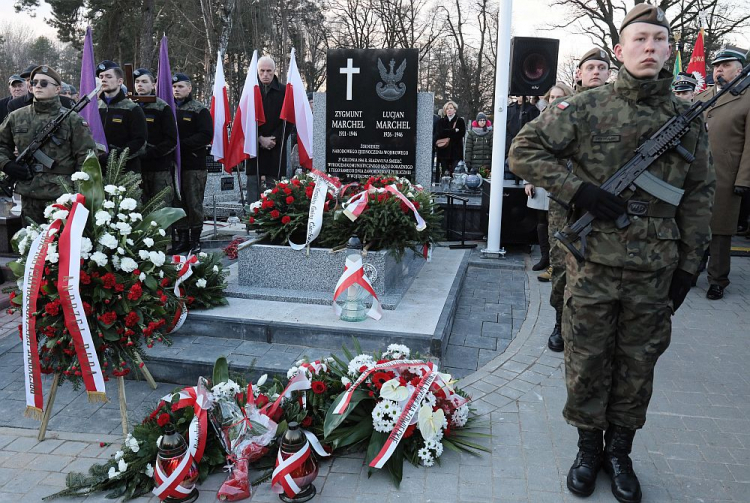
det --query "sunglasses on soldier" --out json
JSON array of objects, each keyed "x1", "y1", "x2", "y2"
[{"x1": 30, "y1": 79, "x2": 54, "y2": 88}]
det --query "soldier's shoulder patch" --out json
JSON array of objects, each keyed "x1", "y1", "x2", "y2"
[{"x1": 557, "y1": 101, "x2": 571, "y2": 110}]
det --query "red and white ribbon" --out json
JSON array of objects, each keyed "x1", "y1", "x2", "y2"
[
  {"x1": 262, "y1": 371, "x2": 311, "y2": 420},
  {"x1": 343, "y1": 184, "x2": 426, "y2": 231},
  {"x1": 167, "y1": 254, "x2": 198, "y2": 334},
  {"x1": 21, "y1": 220, "x2": 62, "y2": 419},
  {"x1": 289, "y1": 174, "x2": 335, "y2": 252},
  {"x1": 153, "y1": 382, "x2": 211, "y2": 501},
  {"x1": 57, "y1": 195, "x2": 106, "y2": 403},
  {"x1": 272, "y1": 429, "x2": 330, "y2": 498},
  {"x1": 332, "y1": 254, "x2": 383, "y2": 321}
]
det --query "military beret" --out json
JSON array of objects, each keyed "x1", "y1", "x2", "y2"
[
  {"x1": 30, "y1": 65, "x2": 62, "y2": 86},
  {"x1": 672, "y1": 72, "x2": 698, "y2": 92},
  {"x1": 20, "y1": 64, "x2": 38, "y2": 79},
  {"x1": 133, "y1": 68, "x2": 154, "y2": 79},
  {"x1": 579, "y1": 47, "x2": 610, "y2": 68},
  {"x1": 620, "y1": 3, "x2": 670, "y2": 33},
  {"x1": 711, "y1": 45, "x2": 748, "y2": 66},
  {"x1": 8, "y1": 74, "x2": 23, "y2": 85},
  {"x1": 96, "y1": 60, "x2": 120, "y2": 77},
  {"x1": 172, "y1": 73, "x2": 191, "y2": 84}
]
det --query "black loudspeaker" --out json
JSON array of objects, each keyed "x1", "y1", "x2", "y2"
[
  {"x1": 509, "y1": 37, "x2": 560, "y2": 96},
  {"x1": 481, "y1": 181, "x2": 539, "y2": 245}
]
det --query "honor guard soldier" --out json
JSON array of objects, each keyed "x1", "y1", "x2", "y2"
[
  {"x1": 172, "y1": 72, "x2": 213, "y2": 254},
  {"x1": 0, "y1": 66, "x2": 96, "y2": 223},
  {"x1": 672, "y1": 72, "x2": 698, "y2": 102},
  {"x1": 133, "y1": 68, "x2": 177, "y2": 206},
  {"x1": 510, "y1": 5, "x2": 714, "y2": 502},
  {"x1": 695, "y1": 45, "x2": 750, "y2": 300},
  {"x1": 546, "y1": 46, "x2": 612, "y2": 354},
  {"x1": 96, "y1": 60, "x2": 148, "y2": 173}
]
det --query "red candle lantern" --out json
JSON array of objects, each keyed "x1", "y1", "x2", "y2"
[{"x1": 155, "y1": 423, "x2": 199, "y2": 503}]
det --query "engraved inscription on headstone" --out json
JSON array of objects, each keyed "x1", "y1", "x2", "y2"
[
  {"x1": 205, "y1": 154, "x2": 224, "y2": 173},
  {"x1": 221, "y1": 177, "x2": 235, "y2": 191},
  {"x1": 326, "y1": 48, "x2": 418, "y2": 181}
]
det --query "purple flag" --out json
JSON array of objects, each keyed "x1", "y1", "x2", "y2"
[
  {"x1": 157, "y1": 35, "x2": 181, "y2": 186},
  {"x1": 78, "y1": 27, "x2": 108, "y2": 152}
]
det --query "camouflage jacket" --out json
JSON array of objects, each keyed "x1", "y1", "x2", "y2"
[
  {"x1": 509, "y1": 68, "x2": 715, "y2": 274},
  {"x1": 0, "y1": 97, "x2": 96, "y2": 197}
]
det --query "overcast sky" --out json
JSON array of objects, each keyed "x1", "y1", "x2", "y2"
[{"x1": 4, "y1": 0, "x2": 749, "y2": 63}]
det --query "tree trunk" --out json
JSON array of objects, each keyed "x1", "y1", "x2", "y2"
[{"x1": 139, "y1": 0, "x2": 155, "y2": 68}]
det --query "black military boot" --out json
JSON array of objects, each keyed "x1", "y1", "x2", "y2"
[
  {"x1": 532, "y1": 222, "x2": 550, "y2": 271},
  {"x1": 171, "y1": 229, "x2": 191, "y2": 255},
  {"x1": 603, "y1": 426, "x2": 642, "y2": 503},
  {"x1": 548, "y1": 324, "x2": 563, "y2": 352},
  {"x1": 567, "y1": 428, "x2": 603, "y2": 497},
  {"x1": 189, "y1": 226, "x2": 202, "y2": 254}
]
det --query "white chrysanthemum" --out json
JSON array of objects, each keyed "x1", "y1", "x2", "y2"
[
  {"x1": 81, "y1": 237, "x2": 93, "y2": 254},
  {"x1": 125, "y1": 433, "x2": 140, "y2": 453},
  {"x1": 71, "y1": 172, "x2": 89, "y2": 181},
  {"x1": 213, "y1": 265, "x2": 219, "y2": 273},
  {"x1": 196, "y1": 278, "x2": 207, "y2": 288},
  {"x1": 51, "y1": 209, "x2": 69, "y2": 221},
  {"x1": 115, "y1": 221, "x2": 132, "y2": 236},
  {"x1": 118, "y1": 185, "x2": 126, "y2": 192},
  {"x1": 107, "y1": 466, "x2": 118, "y2": 479},
  {"x1": 371, "y1": 400, "x2": 402, "y2": 433},
  {"x1": 129, "y1": 212, "x2": 142, "y2": 221},
  {"x1": 56, "y1": 193, "x2": 75, "y2": 204},
  {"x1": 99, "y1": 233, "x2": 118, "y2": 249},
  {"x1": 199, "y1": 252, "x2": 207, "y2": 259},
  {"x1": 139, "y1": 249, "x2": 150, "y2": 260},
  {"x1": 384, "y1": 343, "x2": 411, "y2": 360},
  {"x1": 151, "y1": 221, "x2": 158, "y2": 227},
  {"x1": 91, "y1": 251, "x2": 108, "y2": 267},
  {"x1": 341, "y1": 376, "x2": 352, "y2": 387},
  {"x1": 16, "y1": 278, "x2": 23, "y2": 290},
  {"x1": 159, "y1": 270, "x2": 164, "y2": 278},
  {"x1": 143, "y1": 237, "x2": 154, "y2": 248},
  {"x1": 43, "y1": 205, "x2": 55, "y2": 219},
  {"x1": 149, "y1": 251, "x2": 166, "y2": 267},
  {"x1": 249, "y1": 201, "x2": 262, "y2": 211},
  {"x1": 139, "y1": 273, "x2": 146, "y2": 281},
  {"x1": 117, "y1": 213, "x2": 128, "y2": 221},
  {"x1": 118, "y1": 458, "x2": 127, "y2": 472},
  {"x1": 286, "y1": 366, "x2": 299, "y2": 379},
  {"x1": 115, "y1": 450, "x2": 124, "y2": 461},
  {"x1": 117, "y1": 247, "x2": 125, "y2": 255},
  {"x1": 144, "y1": 463, "x2": 154, "y2": 477},
  {"x1": 46, "y1": 244, "x2": 59, "y2": 264},
  {"x1": 451, "y1": 403, "x2": 469, "y2": 428},
  {"x1": 126, "y1": 239, "x2": 134, "y2": 246},
  {"x1": 120, "y1": 198, "x2": 137, "y2": 211},
  {"x1": 103, "y1": 200, "x2": 115, "y2": 209},
  {"x1": 263, "y1": 189, "x2": 272, "y2": 196},
  {"x1": 421, "y1": 392, "x2": 436, "y2": 408},
  {"x1": 18, "y1": 236, "x2": 28, "y2": 255},
  {"x1": 120, "y1": 257, "x2": 138, "y2": 273},
  {"x1": 347, "y1": 354, "x2": 375, "y2": 377},
  {"x1": 211, "y1": 379, "x2": 241, "y2": 400},
  {"x1": 158, "y1": 229, "x2": 166, "y2": 237},
  {"x1": 112, "y1": 255, "x2": 120, "y2": 269},
  {"x1": 104, "y1": 185, "x2": 118, "y2": 195}
]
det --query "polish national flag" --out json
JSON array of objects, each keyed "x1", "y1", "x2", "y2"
[
  {"x1": 280, "y1": 48, "x2": 313, "y2": 169},
  {"x1": 225, "y1": 50, "x2": 266, "y2": 171},
  {"x1": 210, "y1": 52, "x2": 231, "y2": 170},
  {"x1": 686, "y1": 28, "x2": 707, "y2": 93}
]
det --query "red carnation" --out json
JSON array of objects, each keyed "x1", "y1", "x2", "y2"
[
  {"x1": 301, "y1": 416, "x2": 313, "y2": 427},
  {"x1": 249, "y1": 217, "x2": 255, "y2": 224},
  {"x1": 101, "y1": 273, "x2": 117, "y2": 289},
  {"x1": 292, "y1": 179, "x2": 301, "y2": 187},
  {"x1": 286, "y1": 196, "x2": 294, "y2": 204},
  {"x1": 127, "y1": 283, "x2": 143, "y2": 301},
  {"x1": 114, "y1": 283, "x2": 125, "y2": 292},
  {"x1": 157, "y1": 413, "x2": 170, "y2": 427},
  {"x1": 271, "y1": 187, "x2": 279, "y2": 194},
  {"x1": 311, "y1": 381, "x2": 327, "y2": 394},
  {"x1": 160, "y1": 278, "x2": 170, "y2": 287},
  {"x1": 281, "y1": 215, "x2": 291, "y2": 225},
  {"x1": 270, "y1": 210, "x2": 280, "y2": 219},
  {"x1": 125, "y1": 312, "x2": 140, "y2": 327},
  {"x1": 44, "y1": 300, "x2": 61, "y2": 316},
  {"x1": 83, "y1": 302, "x2": 94, "y2": 316},
  {"x1": 99, "y1": 311, "x2": 117, "y2": 325},
  {"x1": 80, "y1": 271, "x2": 92, "y2": 285},
  {"x1": 371, "y1": 371, "x2": 395, "y2": 390},
  {"x1": 253, "y1": 207, "x2": 259, "y2": 214},
  {"x1": 284, "y1": 187, "x2": 292, "y2": 195}
]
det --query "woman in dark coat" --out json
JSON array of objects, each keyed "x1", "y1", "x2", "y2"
[{"x1": 435, "y1": 100, "x2": 466, "y2": 176}]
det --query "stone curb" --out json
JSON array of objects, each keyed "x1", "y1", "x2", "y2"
[{"x1": 0, "y1": 425, "x2": 121, "y2": 444}]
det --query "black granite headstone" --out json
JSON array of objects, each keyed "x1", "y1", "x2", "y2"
[
  {"x1": 326, "y1": 48, "x2": 418, "y2": 181},
  {"x1": 205, "y1": 154, "x2": 223, "y2": 173}
]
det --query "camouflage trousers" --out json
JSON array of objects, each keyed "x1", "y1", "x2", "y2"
[
  {"x1": 176, "y1": 170, "x2": 207, "y2": 229},
  {"x1": 562, "y1": 256, "x2": 675, "y2": 431},
  {"x1": 142, "y1": 171, "x2": 174, "y2": 207},
  {"x1": 548, "y1": 202, "x2": 567, "y2": 326},
  {"x1": 21, "y1": 197, "x2": 51, "y2": 225}
]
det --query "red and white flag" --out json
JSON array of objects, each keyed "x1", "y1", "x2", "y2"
[
  {"x1": 686, "y1": 27, "x2": 707, "y2": 92},
  {"x1": 226, "y1": 50, "x2": 266, "y2": 171},
  {"x1": 280, "y1": 48, "x2": 314, "y2": 169},
  {"x1": 210, "y1": 52, "x2": 231, "y2": 169}
]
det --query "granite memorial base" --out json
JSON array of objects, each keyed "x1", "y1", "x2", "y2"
[
  {"x1": 231, "y1": 242, "x2": 425, "y2": 310},
  {"x1": 203, "y1": 164, "x2": 248, "y2": 219}
]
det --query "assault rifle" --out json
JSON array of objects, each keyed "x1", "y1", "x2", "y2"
[
  {"x1": 555, "y1": 63, "x2": 750, "y2": 262},
  {"x1": 1, "y1": 85, "x2": 101, "y2": 197}
]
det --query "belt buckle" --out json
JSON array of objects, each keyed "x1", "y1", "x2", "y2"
[{"x1": 627, "y1": 200, "x2": 649, "y2": 216}]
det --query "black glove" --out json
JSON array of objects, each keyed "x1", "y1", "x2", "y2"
[
  {"x1": 572, "y1": 182, "x2": 627, "y2": 220},
  {"x1": 2, "y1": 161, "x2": 32, "y2": 181},
  {"x1": 733, "y1": 186, "x2": 750, "y2": 196},
  {"x1": 669, "y1": 269, "x2": 693, "y2": 313}
]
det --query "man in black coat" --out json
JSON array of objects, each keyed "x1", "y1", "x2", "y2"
[
  {"x1": 96, "y1": 60, "x2": 148, "y2": 173},
  {"x1": 6, "y1": 64, "x2": 76, "y2": 118},
  {"x1": 505, "y1": 96, "x2": 540, "y2": 156},
  {"x1": 247, "y1": 55, "x2": 289, "y2": 202},
  {"x1": 0, "y1": 74, "x2": 28, "y2": 125}
]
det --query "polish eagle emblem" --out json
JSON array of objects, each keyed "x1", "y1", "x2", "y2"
[{"x1": 376, "y1": 58, "x2": 407, "y2": 101}]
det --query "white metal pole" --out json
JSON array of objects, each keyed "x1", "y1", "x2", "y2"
[{"x1": 484, "y1": 0, "x2": 513, "y2": 256}]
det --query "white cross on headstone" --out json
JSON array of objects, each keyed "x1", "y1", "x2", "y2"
[{"x1": 339, "y1": 58, "x2": 360, "y2": 101}]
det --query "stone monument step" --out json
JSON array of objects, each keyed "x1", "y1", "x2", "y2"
[{"x1": 138, "y1": 334, "x2": 400, "y2": 386}]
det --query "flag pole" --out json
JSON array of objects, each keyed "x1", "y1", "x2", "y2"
[
  {"x1": 277, "y1": 120, "x2": 288, "y2": 180},
  {"x1": 255, "y1": 121, "x2": 261, "y2": 200},
  {"x1": 236, "y1": 163, "x2": 246, "y2": 207}
]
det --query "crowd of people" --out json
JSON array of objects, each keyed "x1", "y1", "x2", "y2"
[{"x1": 0, "y1": 56, "x2": 292, "y2": 254}]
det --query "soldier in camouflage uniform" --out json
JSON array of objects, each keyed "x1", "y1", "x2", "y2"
[
  {"x1": 509, "y1": 5, "x2": 715, "y2": 502},
  {"x1": 172, "y1": 73, "x2": 213, "y2": 253},
  {"x1": 134, "y1": 68, "x2": 177, "y2": 206},
  {"x1": 0, "y1": 65, "x2": 96, "y2": 223},
  {"x1": 546, "y1": 47, "x2": 612, "y2": 353}
]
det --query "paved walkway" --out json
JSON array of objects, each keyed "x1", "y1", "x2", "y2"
[{"x1": 0, "y1": 255, "x2": 749, "y2": 502}]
